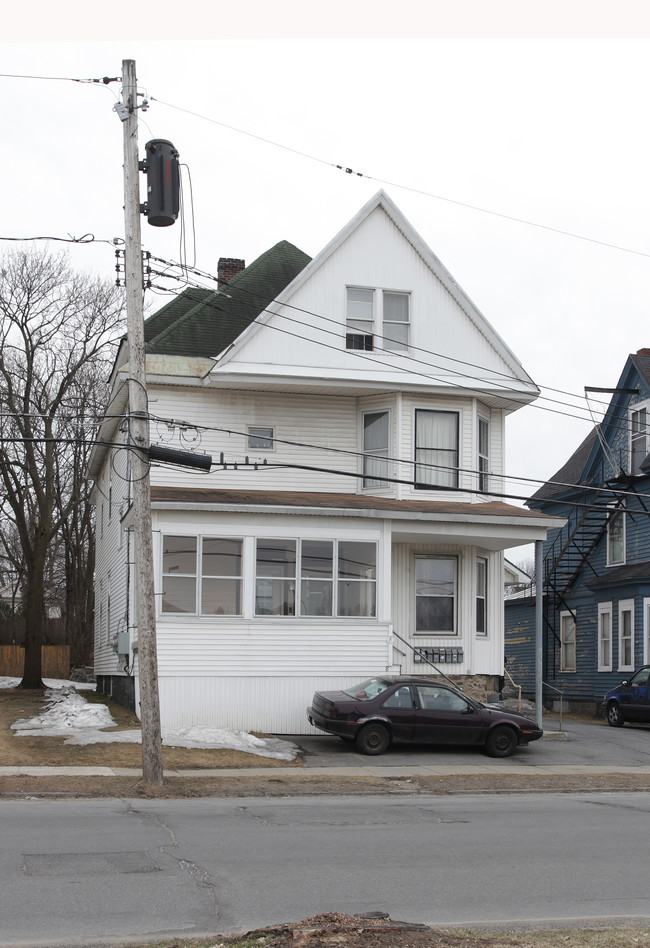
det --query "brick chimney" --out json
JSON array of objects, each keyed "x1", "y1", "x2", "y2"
[
  {"x1": 637, "y1": 348, "x2": 650, "y2": 356},
  {"x1": 218, "y1": 257, "x2": 245, "y2": 285}
]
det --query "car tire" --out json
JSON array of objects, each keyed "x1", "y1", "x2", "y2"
[
  {"x1": 355, "y1": 722, "x2": 390, "y2": 756},
  {"x1": 485, "y1": 725, "x2": 518, "y2": 758},
  {"x1": 606, "y1": 701, "x2": 624, "y2": 728}
]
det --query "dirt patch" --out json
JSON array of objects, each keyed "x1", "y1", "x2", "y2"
[{"x1": 77, "y1": 917, "x2": 650, "y2": 948}]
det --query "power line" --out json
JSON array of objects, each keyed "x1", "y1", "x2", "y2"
[
  {"x1": 147, "y1": 264, "x2": 620, "y2": 432},
  {"x1": 151, "y1": 97, "x2": 650, "y2": 262}
]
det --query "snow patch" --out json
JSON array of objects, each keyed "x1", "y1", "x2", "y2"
[{"x1": 8, "y1": 684, "x2": 298, "y2": 761}]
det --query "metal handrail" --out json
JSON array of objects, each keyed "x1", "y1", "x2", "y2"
[
  {"x1": 542, "y1": 680, "x2": 564, "y2": 731},
  {"x1": 503, "y1": 667, "x2": 522, "y2": 712}
]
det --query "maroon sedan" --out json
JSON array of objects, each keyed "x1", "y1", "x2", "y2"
[{"x1": 307, "y1": 676, "x2": 543, "y2": 757}]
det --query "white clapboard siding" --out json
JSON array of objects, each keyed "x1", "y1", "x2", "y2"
[
  {"x1": 148, "y1": 387, "x2": 359, "y2": 493},
  {"x1": 94, "y1": 434, "x2": 132, "y2": 676},
  {"x1": 155, "y1": 621, "x2": 390, "y2": 676},
  {"x1": 154, "y1": 675, "x2": 385, "y2": 733}
]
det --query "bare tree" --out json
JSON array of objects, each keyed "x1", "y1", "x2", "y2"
[{"x1": 0, "y1": 249, "x2": 123, "y2": 688}]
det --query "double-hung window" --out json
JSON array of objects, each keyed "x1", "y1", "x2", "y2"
[
  {"x1": 363, "y1": 411, "x2": 390, "y2": 488},
  {"x1": 630, "y1": 405, "x2": 648, "y2": 475},
  {"x1": 476, "y1": 557, "x2": 487, "y2": 636},
  {"x1": 162, "y1": 536, "x2": 243, "y2": 615},
  {"x1": 618, "y1": 599, "x2": 634, "y2": 671},
  {"x1": 478, "y1": 416, "x2": 489, "y2": 493},
  {"x1": 560, "y1": 611, "x2": 576, "y2": 672},
  {"x1": 598, "y1": 602, "x2": 613, "y2": 671},
  {"x1": 346, "y1": 288, "x2": 374, "y2": 350},
  {"x1": 607, "y1": 508, "x2": 625, "y2": 566},
  {"x1": 382, "y1": 292, "x2": 409, "y2": 351},
  {"x1": 414, "y1": 409, "x2": 459, "y2": 489},
  {"x1": 415, "y1": 556, "x2": 456, "y2": 635},
  {"x1": 346, "y1": 288, "x2": 409, "y2": 351},
  {"x1": 255, "y1": 539, "x2": 377, "y2": 618}
]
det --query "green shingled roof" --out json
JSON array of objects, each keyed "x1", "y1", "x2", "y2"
[{"x1": 145, "y1": 241, "x2": 311, "y2": 358}]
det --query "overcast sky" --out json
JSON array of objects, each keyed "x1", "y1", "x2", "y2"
[{"x1": 4, "y1": 2, "x2": 650, "y2": 550}]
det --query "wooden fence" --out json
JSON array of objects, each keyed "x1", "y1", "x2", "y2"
[{"x1": 0, "y1": 645, "x2": 71, "y2": 680}]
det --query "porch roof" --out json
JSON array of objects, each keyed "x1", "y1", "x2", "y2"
[{"x1": 149, "y1": 487, "x2": 564, "y2": 551}]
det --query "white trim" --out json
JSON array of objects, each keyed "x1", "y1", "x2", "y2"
[
  {"x1": 618, "y1": 598, "x2": 635, "y2": 671},
  {"x1": 597, "y1": 601, "x2": 613, "y2": 672},
  {"x1": 644, "y1": 597, "x2": 650, "y2": 666}
]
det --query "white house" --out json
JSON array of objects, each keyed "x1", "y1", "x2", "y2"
[{"x1": 89, "y1": 191, "x2": 561, "y2": 733}]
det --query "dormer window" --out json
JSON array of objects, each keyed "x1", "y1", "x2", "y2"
[{"x1": 346, "y1": 287, "x2": 410, "y2": 352}]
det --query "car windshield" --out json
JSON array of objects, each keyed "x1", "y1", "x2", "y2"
[{"x1": 343, "y1": 678, "x2": 392, "y2": 701}]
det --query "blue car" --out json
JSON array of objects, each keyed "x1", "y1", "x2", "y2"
[{"x1": 604, "y1": 665, "x2": 650, "y2": 727}]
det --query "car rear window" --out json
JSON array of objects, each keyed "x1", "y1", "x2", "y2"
[{"x1": 343, "y1": 678, "x2": 392, "y2": 701}]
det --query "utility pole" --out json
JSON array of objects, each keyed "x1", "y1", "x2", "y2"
[{"x1": 121, "y1": 59, "x2": 163, "y2": 785}]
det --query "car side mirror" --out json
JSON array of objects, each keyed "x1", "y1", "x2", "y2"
[
  {"x1": 463, "y1": 705, "x2": 476, "y2": 714},
  {"x1": 621, "y1": 680, "x2": 628, "y2": 686}
]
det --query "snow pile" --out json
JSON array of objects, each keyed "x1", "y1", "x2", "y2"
[{"x1": 8, "y1": 684, "x2": 298, "y2": 761}]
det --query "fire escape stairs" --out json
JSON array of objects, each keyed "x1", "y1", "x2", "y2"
[{"x1": 543, "y1": 481, "x2": 625, "y2": 648}]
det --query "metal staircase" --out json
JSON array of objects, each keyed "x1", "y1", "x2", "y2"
[{"x1": 542, "y1": 484, "x2": 625, "y2": 676}]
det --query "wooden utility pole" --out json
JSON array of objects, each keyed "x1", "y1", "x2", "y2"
[{"x1": 121, "y1": 59, "x2": 163, "y2": 785}]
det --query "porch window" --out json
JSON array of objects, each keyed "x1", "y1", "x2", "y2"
[
  {"x1": 201, "y1": 538, "x2": 243, "y2": 615},
  {"x1": 415, "y1": 556, "x2": 456, "y2": 635},
  {"x1": 255, "y1": 539, "x2": 296, "y2": 616},
  {"x1": 560, "y1": 611, "x2": 576, "y2": 672},
  {"x1": 162, "y1": 535, "x2": 197, "y2": 613},
  {"x1": 414, "y1": 409, "x2": 459, "y2": 489},
  {"x1": 618, "y1": 599, "x2": 634, "y2": 671},
  {"x1": 254, "y1": 539, "x2": 377, "y2": 618},
  {"x1": 338, "y1": 541, "x2": 377, "y2": 617},
  {"x1": 300, "y1": 539, "x2": 334, "y2": 616},
  {"x1": 162, "y1": 535, "x2": 243, "y2": 615},
  {"x1": 598, "y1": 602, "x2": 612, "y2": 671},
  {"x1": 363, "y1": 411, "x2": 390, "y2": 488},
  {"x1": 476, "y1": 557, "x2": 487, "y2": 636},
  {"x1": 607, "y1": 509, "x2": 625, "y2": 566}
]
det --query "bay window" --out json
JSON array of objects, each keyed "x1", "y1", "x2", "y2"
[
  {"x1": 414, "y1": 409, "x2": 459, "y2": 489},
  {"x1": 363, "y1": 411, "x2": 390, "y2": 488}
]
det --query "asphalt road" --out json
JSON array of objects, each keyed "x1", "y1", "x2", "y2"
[{"x1": 2, "y1": 790, "x2": 650, "y2": 947}]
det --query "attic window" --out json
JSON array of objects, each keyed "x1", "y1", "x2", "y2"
[{"x1": 346, "y1": 288, "x2": 374, "y2": 350}]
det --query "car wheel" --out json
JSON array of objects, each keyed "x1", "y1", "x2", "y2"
[
  {"x1": 355, "y1": 722, "x2": 390, "y2": 756},
  {"x1": 606, "y1": 701, "x2": 624, "y2": 728},
  {"x1": 485, "y1": 725, "x2": 518, "y2": 758}
]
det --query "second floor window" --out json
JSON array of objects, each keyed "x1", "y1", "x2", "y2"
[
  {"x1": 478, "y1": 417, "x2": 489, "y2": 493},
  {"x1": 630, "y1": 405, "x2": 648, "y2": 475},
  {"x1": 607, "y1": 509, "x2": 625, "y2": 566},
  {"x1": 560, "y1": 612, "x2": 576, "y2": 672},
  {"x1": 414, "y1": 409, "x2": 459, "y2": 489},
  {"x1": 363, "y1": 411, "x2": 390, "y2": 488}
]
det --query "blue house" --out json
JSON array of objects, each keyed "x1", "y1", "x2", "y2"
[{"x1": 505, "y1": 349, "x2": 650, "y2": 711}]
